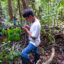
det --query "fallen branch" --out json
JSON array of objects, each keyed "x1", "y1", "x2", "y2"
[{"x1": 36, "y1": 47, "x2": 55, "y2": 64}]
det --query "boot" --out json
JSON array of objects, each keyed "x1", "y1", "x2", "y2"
[{"x1": 33, "y1": 54, "x2": 40, "y2": 64}]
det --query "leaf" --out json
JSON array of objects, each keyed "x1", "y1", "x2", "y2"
[
  {"x1": 0, "y1": 60, "x2": 2, "y2": 63},
  {"x1": 13, "y1": 51, "x2": 18, "y2": 56},
  {"x1": 10, "y1": 55, "x2": 13, "y2": 60},
  {"x1": 2, "y1": 42, "x2": 5, "y2": 43}
]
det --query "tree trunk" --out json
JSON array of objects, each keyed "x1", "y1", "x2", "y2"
[
  {"x1": 31, "y1": 0, "x2": 35, "y2": 2},
  {"x1": 21, "y1": 0, "x2": 28, "y2": 10},
  {"x1": 0, "y1": 0, "x2": 2, "y2": 16},
  {"x1": 18, "y1": 0, "x2": 22, "y2": 17},
  {"x1": 8, "y1": 0, "x2": 13, "y2": 21}
]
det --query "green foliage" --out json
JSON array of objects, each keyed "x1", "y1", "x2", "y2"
[
  {"x1": 41, "y1": 27, "x2": 55, "y2": 45},
  {"x1": 2, "y1": 28, "x2": 7, "y2": 35},
  {"x1": 0, "y1": 26, "x2": 23, "y2": 42},
  {"x1": 35, "y1": 0, "x2": 64, "y2": 27},
  {"x1": 6, "y1": 50, "x2": 19, "y2": 60},
  {"x1": 7, "y1": 27, "x2": 22, "y2": 41},
  {"x1": 0, "y1": 50, "x2": 21, "y2": 62},
  {"x1": 0, "y1": 40, "x2": 21, "y2": 62},
  {"x1": 0, "y1": 0, "x2": 64, "y2": 63}
]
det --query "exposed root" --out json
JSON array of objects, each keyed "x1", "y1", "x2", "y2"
[{"x1": 36, "y1": 47, "x2": 55, "y2": 64}]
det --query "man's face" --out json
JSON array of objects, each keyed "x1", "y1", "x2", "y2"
[{"x1": 25, "y1": 15, "x2": 33, "y2": 22}]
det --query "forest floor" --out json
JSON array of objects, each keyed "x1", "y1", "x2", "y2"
[
  {"x1": 21, "y1": 25, "x2": 64, "y2": 64},
  {"x1": 13, "y1": 25, "x2": 64, "y2": 64},
  {"x1": 0, "y1": 25, "x2": 64, "y2": 64},
  {"x1": 39, "y1": 25, "x2": 64, "y2": 64}
]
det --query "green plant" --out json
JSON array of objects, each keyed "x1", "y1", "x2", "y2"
[
  {"x1": 2, "y1": 28, "x2": 7, "y2": 35},
  {"x1": 0, "y1": 41, "x2": 21, "y2": 63},
  {"x1": 7, "y1": 27, "x2": 22, "y2": 41}
]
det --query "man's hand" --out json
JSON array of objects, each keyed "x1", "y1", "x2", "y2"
[
  {"x1": 24, "y1": 24, "x2": 30, "y2": 30},
  {"x1": 22, "y1": 27, "x2": 28, "y2": 31},
  {"x1": 23, "y1": 25, "x2": 36, "y2": 40},
  {"x1": 22, "y1": 27, "x2": 32, "y2": 38}
]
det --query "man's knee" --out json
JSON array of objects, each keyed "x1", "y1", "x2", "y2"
[{"x1": 21, "y1": 49, "x2": 25, "y2": 57}]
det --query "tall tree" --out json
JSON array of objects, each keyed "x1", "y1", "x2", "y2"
[
  {"x1": 18, "y1": 0, "x2": 22, "y2": 17},
  {"x1": 21, "y1": 0, "x2": 28, "y2": 10},
  {"x1": 0, "y1": 0, "x2": 2, "y2": 16},
  {"x1": 31, "y1": 0, "x2": 35, "y2": 2},
  {"x1": 7, "y1": 0, "x2": 13, "y2": 20}
]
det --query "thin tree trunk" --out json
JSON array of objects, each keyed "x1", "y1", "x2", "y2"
[
  {"x1": 18, "y1": 0, "x2": 22, "y2": 18},
  {"x1": 0, "y1": 0, "x2": 2, "y2": 16},
  {"x1": 8, "y1": 0, "x2": 13, "y2": 21},
  {"x1": 48, "y1": 1, "x2": 50, "y2": 26},
  {"x1": 31, "y1": 0, "x2": 35, "y2": 2},
  {"x1": 21, "y1": 0, "x2": 28, "y2": 10}
]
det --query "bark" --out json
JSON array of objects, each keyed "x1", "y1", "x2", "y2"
[
  {"x1": 18, "y1": 0, "x2": 22, "y2": 17},
  {"x1": 0, "y1": 0, "x2": 2, "y2": 16},
  {"x1": 31, "y1": 0, "x2": 35, "y2": 2},
  {"x1": 21, "y1": 0, "x2": 28, "y2": 10},
  {"x1": 8, "y1": 0, "x2": 13, "y2": 20}
]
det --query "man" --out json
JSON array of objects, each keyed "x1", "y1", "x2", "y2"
[{"x1": 21, "y1": 9, "x2": 41, "y2": 64}]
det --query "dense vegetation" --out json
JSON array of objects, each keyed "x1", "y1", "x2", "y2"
[{"x1": 0, "y1": 0, "x2": 64, "y2": 64}]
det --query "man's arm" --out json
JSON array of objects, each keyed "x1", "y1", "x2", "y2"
[
  {"x1": 24, "y1": 24, "x2": 30, "y2": 30},
  {"x1": 23, "y1": 27, "x2": 36, "y2": 40}
]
